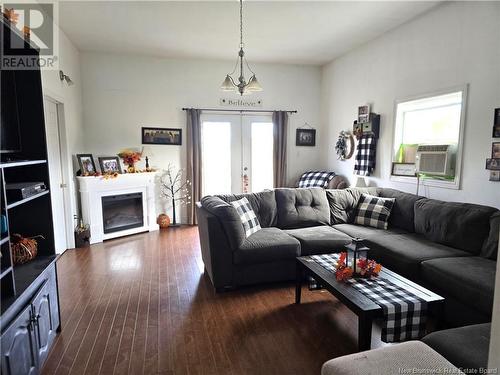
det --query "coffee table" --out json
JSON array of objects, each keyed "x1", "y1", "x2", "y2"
[{"x1": 295, "y1": 255, "x2": 444, "y2": 351}]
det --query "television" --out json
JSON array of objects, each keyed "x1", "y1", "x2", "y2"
[{"x1": 1, "y1": 70, "x2": 22, "y2": 153}]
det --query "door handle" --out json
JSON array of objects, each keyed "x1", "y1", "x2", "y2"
[{"x1": 60, "y1": 183, "x2": 67, "y2": 188}]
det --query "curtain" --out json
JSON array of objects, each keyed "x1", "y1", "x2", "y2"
[
  {"x1": 273, "y1": 111, "x2": 288, "y2": 188},
  {"x1": 186, "y1": 108, "x2": 202, "y2": 225}
]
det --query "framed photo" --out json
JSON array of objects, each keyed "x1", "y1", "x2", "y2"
[
  {"x1": 485, "y1": 158, "x2": 500, "y2": 171},
  {"x1": 358, "y1": 104, "x2": 370, "y2": 124},
  {"x1": 492, "y1": 142, "x2": 500, "y2": 158},
  {"x1": 76, "y1": 154, "x2": 97, "y2": 175},
  {"x1": 142, "y1": 127, "x2": 182, "y2": 145},
  {"x1": 493, "y1": 108, "x2": 500, "y2": 138},
  {"x1": 98, "y1": 156, "x2": 122, "y2": 174},
  {"x1": 490, "y1": 171, "x2": 500, "y2": 182},
  {"x1": 392, "y1": 162, "x2": 416, "y2": 177},
  {"x1": 296, "y1": 129, "x2": 316, "y2": 146}
]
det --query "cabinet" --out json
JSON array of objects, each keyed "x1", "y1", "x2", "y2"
[{"x1": 1, "y1": 264, "x2": 59, "y2": 375}]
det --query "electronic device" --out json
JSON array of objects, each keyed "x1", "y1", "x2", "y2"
[
  {"x1": 416, "y1": 144, "x2": 456, "y2": 176},
  {"x1": 6, "y1": 182, "x2": 47, "y2": 201}
]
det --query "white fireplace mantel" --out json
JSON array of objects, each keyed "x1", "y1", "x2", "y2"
[{"x1": 77, "y1": 172, "x2": 159, "y2": 244}]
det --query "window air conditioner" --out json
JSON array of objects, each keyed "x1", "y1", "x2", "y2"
[{"x1": 415, "y1": 144, "x2": 456, "y2": 176}]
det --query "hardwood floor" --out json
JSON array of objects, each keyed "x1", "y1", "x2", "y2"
[{"x1": 42, "y1": 226, "x2": 384, "y2": 375}]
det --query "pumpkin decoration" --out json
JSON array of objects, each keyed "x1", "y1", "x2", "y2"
[
  {"x1": 11, "y1": 234, "x2": 44, "y2": 265},
  {"x1": 157, "y1": 214, "x2": 171, "y2": 229}
]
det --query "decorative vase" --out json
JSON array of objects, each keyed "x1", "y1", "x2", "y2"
[
  {"x1": 127, "y1": 163, "x2": 136, "y2": 173},
  {"x1": 157, "y1": 214, "x2": 171, "y2": 229}
]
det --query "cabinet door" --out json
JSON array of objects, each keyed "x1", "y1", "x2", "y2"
[
  {"x1": 31, "y1": 279, "x2": 56, "y2": 367},
  {"x1": 0, "y1": 304, "x2": 38, "y2": 375}
]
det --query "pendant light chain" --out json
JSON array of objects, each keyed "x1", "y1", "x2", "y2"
[{"x1": 240, "y1": 0, "x2": 243, "y2": 47}]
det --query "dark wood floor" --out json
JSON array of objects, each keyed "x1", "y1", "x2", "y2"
[{"x1": 42, "y1": 226, "x2": 385, "y2": 375}]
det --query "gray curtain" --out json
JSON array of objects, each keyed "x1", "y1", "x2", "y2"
[
  {"x1": 186, "y1": 108, "x2": 202, "y2": 225},
  {"x1": 273, "y1": 111, "x2": 288, "y2": 188}
]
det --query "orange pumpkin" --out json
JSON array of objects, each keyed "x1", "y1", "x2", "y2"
[{"x1": 157, "y1": 214, "x2": 171, "y2": 229}]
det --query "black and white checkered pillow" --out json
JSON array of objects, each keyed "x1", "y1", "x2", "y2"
[
  {"x1": 230, "y1": 197, "x2": 261, "y2": 237},
  {"x1": 298, "y1": 171, "x2": 336, "y2": 188},
  {"x1": 354, "y1": 194, "x2": 395, "y2": 229}
]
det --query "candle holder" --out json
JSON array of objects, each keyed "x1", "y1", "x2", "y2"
[{"x1": 345, "y1": 238, "x2": 370, "y2": 276}]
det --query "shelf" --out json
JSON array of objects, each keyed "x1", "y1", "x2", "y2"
[
  {"x1": 0, "y1": 160, "x2": 47, "y2": 169},
  {"x1": 0, "y1": 237, "x2": 9, "y2": 246},
  {"x1": 0, "y1": 266, "x2": 13, "y2": 279},
  {"x1": 6, "y1": 190, "x2": 50, "y2": 210}
]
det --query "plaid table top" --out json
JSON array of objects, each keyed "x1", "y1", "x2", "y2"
[{"x1": 309, "y1": 254, "x2": 427, "y2": 343}]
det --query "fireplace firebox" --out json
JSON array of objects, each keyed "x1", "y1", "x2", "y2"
[{"x1": 102, "y1": 193, "x2": 144, "y2": 234}]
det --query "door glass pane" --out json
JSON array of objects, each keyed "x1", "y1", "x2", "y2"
[
  {"x1": 201, "y1": 122, "x2": 231, "y2": 195},
  {"x1": 251, "y1": 122, "x2": 273, "y2": 192}
]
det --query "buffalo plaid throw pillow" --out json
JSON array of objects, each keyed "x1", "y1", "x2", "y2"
[
  {"x1": 298, "y1": 171, "x2": 336, "y2": 188},
  {"x1": 354, "y1": 194, "x2": 395, "y2": 229},
  {"x1": 231, "y1": 197, "x2": 261, "y2": 237}
]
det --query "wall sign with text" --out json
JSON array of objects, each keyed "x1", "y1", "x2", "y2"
[{"x1": 219, "y1": 98, "x2": 263, "y2": 108}]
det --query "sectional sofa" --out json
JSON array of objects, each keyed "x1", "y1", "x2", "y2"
[{"x1": 196, "y1": 187, "x2": 499, "y2": 327}]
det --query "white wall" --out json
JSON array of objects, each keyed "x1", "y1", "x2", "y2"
[
  {"x1": 41, "y1": 29, "x2": 84, "y2": 249},
  {"x1": 321, "y1": 2, "x2": 500, "y2": 208},
  {"x1": 80, "y1": 52, "x2": 323, "y2": 222}
]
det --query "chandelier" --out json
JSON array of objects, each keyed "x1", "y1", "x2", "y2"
[{"x1": 221, "y1": 0, "x2": 263, "y2": 96}]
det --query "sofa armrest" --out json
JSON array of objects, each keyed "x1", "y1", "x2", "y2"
[{"x1": 196, "y1": 202, "x2": 235, "y2": 290}]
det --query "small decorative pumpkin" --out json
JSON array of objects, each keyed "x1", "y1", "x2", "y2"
[
  {"x1": 11, "y1": 234, "x2": 44, "y2": 265},
  {"x1": 157, "y1": 214, "x2": 171, "y2": 229}
]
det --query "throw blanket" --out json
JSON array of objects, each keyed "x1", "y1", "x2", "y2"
[
  {"x1": 298, "y1": 171, "x2": 335, "y2": 188},
  {"x1": 354, "y1": 135, "x2": 376, "y2": 176},
  {"x1": 310, "y1": 254, "x2": 427, "y2": 343}
]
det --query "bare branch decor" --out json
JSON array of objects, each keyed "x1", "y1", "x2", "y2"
[{"x1": 158, "y1": 164, "x2": 191, "y2": 226}]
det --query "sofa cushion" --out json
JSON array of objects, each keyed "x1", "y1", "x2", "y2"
[
  {"x1": 422, "y1": 323, "x2": 491, "y2": 372},
  {"x1": 421, "y1": 257, "x2": 496, "y2": 316},
  {"x1": 480, "y1": 211, "x2": 500, "y2": 260},
  {"x1": 201, "y1": 196, "x2": 245, "y2": 250},
  {"x1": 230, "y1": 197, "x2": 261, "y2": 237},
  {"x1": 284, "y1": 226, "x2": 351, "y2": 255},
  {"x1": 326, "y1": 187, "x2": 379, "y2": 224},
  {"x1": 218, "y1": 190, "x2": 277, "y2": 228},
  {"x1": 378, "y1": 188, "x2": 423, "y2": 232},
  {"x1": 333, "y1": 223, "x2": 407, "y2": 241},
  {"x1": 275, "y1": 188, "x2": 331, "y2": 229},
  {"x1": 354, "y1": 194, "x2": 395, "y2": 230},
  {"x1": 234, "y1": 227, "x2": 301, "y2": 265},
  {"x1": 365, "y1": 233, "x2": 470, "y2": 279},
  {"x1": 414, "y1": 199, "x2": 497, "y2": 254}
]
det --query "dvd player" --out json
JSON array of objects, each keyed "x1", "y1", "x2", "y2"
[{"x1": 6, "y1": 182, "x2": 47, "y2": 201}]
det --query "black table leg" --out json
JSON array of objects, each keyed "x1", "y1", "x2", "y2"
[
  {"x1": 358, "y1": 314, "x2": 372, "y2": 351},
  {"x1": 295, "y1": 261, "x2": 302, "y2": 304}
]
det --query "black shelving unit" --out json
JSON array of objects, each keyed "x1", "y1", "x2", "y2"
[{"x1": 0, "y1": 18, "x2": 61, "y2": 374}]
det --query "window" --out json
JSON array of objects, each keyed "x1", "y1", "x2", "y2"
[
  {"x1": 201, "y1": 122, "x2": 232, "y2": 195},
  {"x1": 392, "y1": 87, "x2": 467, "y2": 189},
  {"x1": 251, "y1": 122, "x2": 274, "y2": 192}
]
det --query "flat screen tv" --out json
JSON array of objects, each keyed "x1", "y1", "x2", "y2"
[{"x1": 1, "y1": 70, "x2": 22, "y2": 153}]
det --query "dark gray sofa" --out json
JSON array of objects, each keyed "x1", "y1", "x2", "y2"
[{"x1": 196, "y1": 187, "x2": 499, "y2": 326}]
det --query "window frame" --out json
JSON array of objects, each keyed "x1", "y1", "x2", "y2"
[{"x1": 390, "y1": 84, "x2": 468, "y2": 190}]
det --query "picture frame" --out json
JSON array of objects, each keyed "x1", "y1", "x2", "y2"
[
  {"x1": 98, "y1": 156, "x2": 122, "y2": 174},
  {"x1": 492, "y1": 142, "x2": 500, "y2": 159},
  {"x1": 76, "y1": 154, "x2": 97, "y2": 175},
  {"x1": 485, "y1": 158, "x2": 500, "y2": 171},
  {"x1": 142, "y1": 127, "x2": 182, "y2": 145},
  {"x1": 392, "y1": 162, "x2": 416, "y2": 177},
  {"x1": 493, "y1": 108, "x2": 500, "y2": 138},
  {"x1": 489, "y1": 171, "x2": 500, "y2": 182},
  {"x1": 296, "y1": 128, "x2": 316, "y2": 146},
  {"x1": 358, "y1": 104, "x2": 370, "y2": 124}
]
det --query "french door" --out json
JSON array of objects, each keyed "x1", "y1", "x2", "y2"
[{"x1": 201, "y1": 113, "x2": 274, "y2": 196}]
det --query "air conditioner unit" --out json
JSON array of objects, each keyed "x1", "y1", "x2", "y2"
[{"x1": 416, "y1": 144, "x2": 456, "y2": 176}]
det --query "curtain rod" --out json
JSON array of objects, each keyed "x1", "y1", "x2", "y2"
[{"x1": 182, "y1": 107, "x2": 297, "y2": 114}]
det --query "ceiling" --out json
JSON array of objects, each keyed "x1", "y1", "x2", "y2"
[{"x1": 59, "y1": 1, "x2": 441, "y2": 66}]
